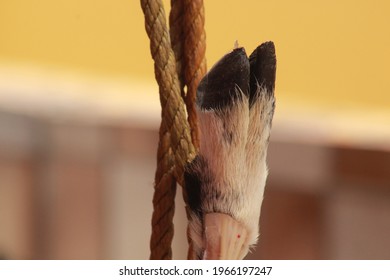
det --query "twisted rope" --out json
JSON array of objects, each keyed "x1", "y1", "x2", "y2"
[
  {"x1": 140, "y1": 0, "x2": 206, "y2": 259},
  {"x1": 169, "y1": 0, "x2": 206, "y2": 259},
  {"x1": 170, "y1": 0, "x2": 207, "y2": 149},
  {"x1": 182, "y1": 0, "x2": 207, "y2": 149},
  {"x1": 169, "y1": 0, "x2": 185, "y2": 98}
]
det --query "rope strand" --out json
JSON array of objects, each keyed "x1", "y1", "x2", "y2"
[
  {"x1": 141, "y1": 0, "x2": 195, "y2": 259},
  {"x1": 169, "y1": 0, "x2": 207, "y2": 259},
  {"x1": 141, "y1": 0, "x2": 206, "y2": 259},
  {"x1": 183, "y1": 0, "x2": 207, "y2": 149}
]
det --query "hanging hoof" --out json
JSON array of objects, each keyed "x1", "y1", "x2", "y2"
[{"x1": 185, "y1": 42, "x2": 276, "y2": 260}]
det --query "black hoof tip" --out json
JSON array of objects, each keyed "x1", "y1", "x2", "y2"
[
  {"x1": 197, "y1": 48, "x2": 250, "y2": 110},
  {"x1": 249, "y1": 41, "x2": 276, "y2": 102}
]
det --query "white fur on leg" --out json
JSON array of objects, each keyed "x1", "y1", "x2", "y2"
[
  {"x1": 185, "y1": 42, "x2": 276, "y2": 260},
  {"x1": 187, "y1": 85, "x2": 274, "y2": 259},
  {"x1": 244, "y1": 85, "x2": 275, "y2": 248}
]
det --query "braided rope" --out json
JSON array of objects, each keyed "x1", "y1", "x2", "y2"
[
  {"x1": 140, "y1": 0, "x2": 195, "y2": 259},
  {"x1": 182, "y1": 0, "x2": 207, "y2": 149},
  {"x1": 169, "y1": 0, "x2": 207, "y2": 259},
  {"x1": 150, "y1": 128, "x2": 176, "y2": 259},
  {"x1": 169, "y1": 0, "x2": 185, "y2": 98},
  {"x1": 167, "y1": 0, "x2": 191, "y2": 259},
  {"x1": 169, "y1": 0, "x2": 206, "y2": 149},
  {"x1": 140, "y1": 0, "x2": 206, "y2": 259}
]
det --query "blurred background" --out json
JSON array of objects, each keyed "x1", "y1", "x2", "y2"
[{"x1": 0, "y1": 0, "x2": 390, "y2": 260}]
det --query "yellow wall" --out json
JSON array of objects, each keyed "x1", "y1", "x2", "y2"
[{"x1": 1, "y1": 0, "x2": 389, "y2": 110}]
